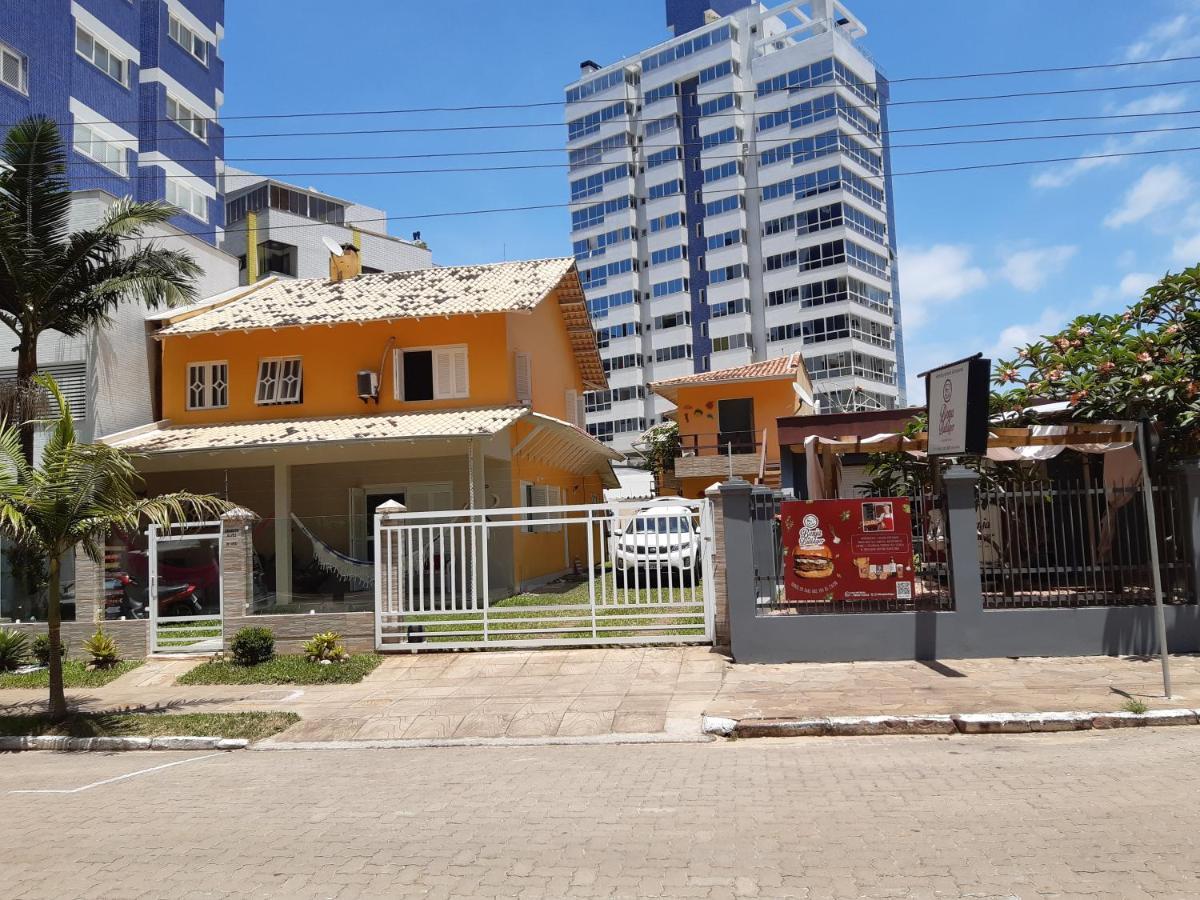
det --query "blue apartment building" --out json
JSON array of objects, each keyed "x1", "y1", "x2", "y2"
[{"x1": 0, "y1": 0, "x2": 225, "y2": 243}]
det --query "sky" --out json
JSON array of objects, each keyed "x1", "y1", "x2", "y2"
[{"x1": 221, "y1": 0, "x2": 1200, "y2": 400}]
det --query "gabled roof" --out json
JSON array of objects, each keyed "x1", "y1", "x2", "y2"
[
  {"x1": 156, "y1": 258, "x2": 576, "y2": 336},
  {"x1": 650, "y1": 353, "x2": 804, "y2": 404}
]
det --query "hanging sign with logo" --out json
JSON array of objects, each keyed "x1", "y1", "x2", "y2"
[
  {"x1": 779, "y1": 499, "x2": 915, "y2": 603},
  {"x1": 924, "y1": 354, "x2": 991, "y2": 456}
]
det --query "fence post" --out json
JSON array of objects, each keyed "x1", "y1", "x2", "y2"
[
  {"x1": 942, "y1": 466, "x2": 984, "y2": 622},
  {"x1": 718, "y1": 477, "x2": 755, "y2": 660},
  {"x1": 1180, "y1": 460, "x2": 1200, "y2": 606},
  {"x1": 704, "y1": 483, "x2": 729, "y2": 648},
  {"x1": 219, "y1": 507, "x2": 257, "y2": 651}
]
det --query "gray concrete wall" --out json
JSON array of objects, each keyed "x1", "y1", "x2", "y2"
[{"x1": 722, "y1": 467, "x2": 1200, "y2": 664}]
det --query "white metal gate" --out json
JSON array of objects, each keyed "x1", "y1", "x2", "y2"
[
  {"x1": 374, "y1": 499, "x2": 715, "y2": 651},
  {"x1": 148, "y1": 522, "x2": 223, "y2": 654}
]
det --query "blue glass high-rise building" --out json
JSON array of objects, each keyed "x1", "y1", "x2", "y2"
[
  {"x1": 565, "y1": 0, "x2": 906, "y2": 451},
  {"x1": 0, "y1": 0, "x2": 226, "y2": 244}
]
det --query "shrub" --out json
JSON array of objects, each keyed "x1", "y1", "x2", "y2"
[
  {"x1": 32, "y1": 634, "x2": 65, "y2": 667},
  {"x1": 0, "y1": 628, "x2": 30, "y2": 671},
  {"x1": 1122, "y1": 697, "x2": 1149, "y2": 715},
  {"x1": 303, "y1": 631, "x2": 349, "y2": 664},
  {"x1": 231, "y1": 626, "x2": 274, "y2": 666},
  {"x1": 82, "y1": 629, "x2": 121, "y2": 669}
]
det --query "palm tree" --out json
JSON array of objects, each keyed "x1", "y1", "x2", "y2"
[
  {"x1": 0, "y1": 116, "x2": 201, "y2": 461},
  {"x1": 0, "y1": 375, "x2": 229, "y2": 720}
]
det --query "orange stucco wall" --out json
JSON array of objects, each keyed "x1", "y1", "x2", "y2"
[
  {"x1": 159, "y1": 288, "x2": 587, "y2": 424},
  {"x1": 672, "y1": 379, "x2": 798, "y2": 456}
]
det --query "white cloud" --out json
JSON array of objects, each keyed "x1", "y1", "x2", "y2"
[
  {"x1": 1030, "y1": 92, "x2": 1189, "y2": 189},
  {"x1": 1103, "y1": 165, "x2": 1193, "y2": 228},
  {"x1": 1174, "y1": 232, "x2": 1200, "y2": 264},
  {"x1": 1091, "y1": 272, "x2": 1155, "y2": 308},
  {"x1": 897, "y1": 244, "x2": 986, "y2": 329},
  {"x1": 987, "y1": 309, "x2": 1068, "y2": 362},
  {"x1": 1123, "y1": 13, "x2": 1200, "y2": 61},
  {"x1": 1119, "y1": 271, "x2": 1154, "y2": 296},
  {"x1": 1000, "y1": 245, "x2": 1077, "y2": 291}
]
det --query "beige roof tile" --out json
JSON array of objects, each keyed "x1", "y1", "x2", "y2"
[
  {"x1": 651, "y1": 353, "x2": 802, "y2": 391},
  {"x1": 157, "y1": 257, "x2": 577, "y2": 337},
  {"x1": 104, "y1": 406, "x2": 528, "y2": 455}
]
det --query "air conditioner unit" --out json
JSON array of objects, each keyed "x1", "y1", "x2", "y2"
[{"x1": 356, "y1": 370, "x2": 379, "y2": 401}]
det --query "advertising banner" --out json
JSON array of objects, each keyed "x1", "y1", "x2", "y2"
[{"x1": 780, "y1": 498, "x2": 915, "y2": 603}]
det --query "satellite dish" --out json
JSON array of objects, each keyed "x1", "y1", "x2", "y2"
[{"x1": 322, "y1": 236, "x2": 345, "y2": 257}]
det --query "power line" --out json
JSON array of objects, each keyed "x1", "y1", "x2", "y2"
[
  {"x1": 60, "y1": 123, "x2": 1200, "y2": 181},
  {"x1": 9, "y1": 52, "x2": 1200, "y2": 128},
  {"x1": 62, "y1": 77, "x2": 1200, "y2": 146},
  {"x1": 111, "y1": 143, "x2": 1200, "y2": 244}
]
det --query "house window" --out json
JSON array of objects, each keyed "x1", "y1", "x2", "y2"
[
  {"x1": 167, "y1": 94, "x2": 207, "y2": 141},
  {"x1": 0, "y1": 41, "x2": 28, "y2": 95},
  {"x1": 187, "y1": 361, "x2": 228, "y2": 410},
  {"x1": 515, "y1": 353, "x2": 532, "y2": 405},
  {"x1": 255, "y1": 357, "x2": 303, "y2": 405},
  {"x1": 166, "y1": 179, "x2": 208, "y2": 222},
  {"x1": 75, "y1": 26, "x2": 127, "y2": 86},
  {"x1": 168, "y1": 13, "x2": 207, "y2": 64},
  {"x1": 522, "y1": 482, "x2": 563, "y2": 533},
  {"x1": 73, "y1": 123, "x2": 127, "y2": 176},
  {"x1": 394, "y1": 346, "x2": 469, "y2": 401}
]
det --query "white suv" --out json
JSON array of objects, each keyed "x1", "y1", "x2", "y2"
[{"x1": 611, "y1": 503, "x2": 700, "y2": 587}]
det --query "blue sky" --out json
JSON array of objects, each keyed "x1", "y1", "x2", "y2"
[{"x1": 222, "y1": 0, "x2": 1200, "y2": 399}]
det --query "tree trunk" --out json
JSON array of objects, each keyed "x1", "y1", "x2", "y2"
[
  {"x1": 16, "y1": 336, "x2": 38, "y2": 465},
  {"x1": 46, "y1": 550, "x2": 67, "y2": 722}
]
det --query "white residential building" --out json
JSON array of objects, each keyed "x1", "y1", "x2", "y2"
[
  {"x1": 221, "y1": 169, "x2": 433, "y2": 283},
  {"x1": 564, "y1": 0, "x2": 905, "y2": 451}
]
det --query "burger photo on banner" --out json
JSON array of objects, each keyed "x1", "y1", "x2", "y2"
[{"x1": 779, "y1": 499, "x2": 915, "y2": 604}]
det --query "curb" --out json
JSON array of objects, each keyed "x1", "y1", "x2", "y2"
[
  {"x1": 703, "y1": 709, "x2": 1200, "y2": 739},
  {"x1": 0, "y1": 735, "x2": 249, "y2": 752},
  {"x1": 254, "y1": 731, "x2": 713, "y2": 751}
]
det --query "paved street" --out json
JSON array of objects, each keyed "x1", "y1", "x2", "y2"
[{"x1": 4, "y1": 729, "x2": 1200, "y2": 898}]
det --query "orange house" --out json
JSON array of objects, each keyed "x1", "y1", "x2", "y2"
[
  {"x1": 103, "y1": 257, "x2": 621, "y2": 620},
  {"x1": 650, "y1": 354, "x2": 815, "y2": 498}
]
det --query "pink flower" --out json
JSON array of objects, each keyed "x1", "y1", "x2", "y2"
[
  {"x1": 1141, "y1": 373, "x2": 1154, "y2": 383},
  {"x1": 1166, "y1": 323, "x2": 1181, "y2": 335},
  {"x1": 1069, "y1": 390, "x2": 1087, "y2": 404},
  {"x1": 1047, "y1": 368, "x2": 1064, "y2": 381},
  {"x1": 1098, "y1": 361, "x2": 1116, "y2": 374},
  {"x1": 1137, "y1": 352, "x2": 1152, "y2": 363},
  {"x1": 1055, "y1": 338, "x2": 1072, "y2": 351},
  {"x1": 1076, "y1": 326, "x2": 1093, "y2": 337}
]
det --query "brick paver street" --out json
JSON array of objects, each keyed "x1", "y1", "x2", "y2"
[{"x1": 4, "y1": 729, "x2": 1200, "y2": 898}]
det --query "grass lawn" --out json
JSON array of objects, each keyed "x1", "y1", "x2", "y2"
[
  {"x1": 0, "y1": 659, "x2": 142, "y2": 689},
  {"x1": 414, "y1": 577, "x2": 705, "y2": 644},
  {"x1": 177, "y1": 653, "x2": 382, "y2": 685},
  {"x1": 0, "y1": 711, "x2": 298, "y2": 740}
]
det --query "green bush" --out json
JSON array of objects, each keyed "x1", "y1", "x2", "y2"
[
  {"x1": 0, "y1": 628, "x2": 30, "y2": 671},
  {"x1": 231, "y1": 626, "x2": 274, "y2": 666},
  {"x1": 303, "y1": 631, "x2": 349, "y2": 663},
  {"x1": 32, "y1": 634, "x2": 65, "y2": 667},
  {"x1": 82, "y1": 629, "x2": 121, "y2": 668}
]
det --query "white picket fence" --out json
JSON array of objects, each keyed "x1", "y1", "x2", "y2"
[{"x1": 373, "y1": 499, "x2": 715, "y2": 651}]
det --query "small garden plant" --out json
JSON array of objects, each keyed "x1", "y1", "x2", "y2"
[
  {"x1": 32, "y1": 634, "x2": 64, "y2": 667},
  {"x1": 1121, "y1": 698, "x2": 1149, "y2": 715},
  {"x1": 0, "y1": 628, "x2": 30, "y2": 671},
  {"x1": 303, "y1": 631, "x2": 349, "y2": 664},
  {"x1": 231, "y1": 626, "x2": 275, "y2": 666},
  {"x1": 82, "y1": 629, "x2": 121, "y2": 669}
]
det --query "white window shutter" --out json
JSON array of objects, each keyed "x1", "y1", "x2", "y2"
[
  {"x1": 452, "y1": 347, "x2": 469, "y2": 398},
  {"x1": 392, "y1": 349, "x2": 403, "y2": 400},
  {"x1": 515, "y1": 353, "x2": 532, "y2": 405},
  {"x1": 564, "y1": 390, "x2": 578, "y2": 426},
  {"x1": 434, "y1": 350, "x2": 454, "y2": 399}
]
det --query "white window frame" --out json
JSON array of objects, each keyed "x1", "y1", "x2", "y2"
[
  {"x1": 186, "y1": 360, "x2": 228, "y2": 410},
  {"x1": 521, "y1": 482, "x2": 562, "y2": 534},
  {"x1": 75, "y1": 25, "x2": 128, "y2": 86},
  {"x1": 0, "y1": 40, "x2": 28, "y2": 95},
  {"x1": 73, "y1": 122, "x2": 128, "y2": 176},
  {"x1": 166, "y1": 93, "x2": 207, "y2": 141},
  {"x1": 392, "y1": 345, "x2": 469, "y2": 402},
  {"x1": 168, "y1": 13, "x2": 208, "y2": 65},
  {"x1": 165, "y1": 178, "x2": 208, "y2": 222},
  {"x1": 255, "y1": 356, "x2": 303, "y2": 406}
]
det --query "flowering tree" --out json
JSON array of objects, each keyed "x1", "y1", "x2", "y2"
[{"x1": 993, "y1": 264, "x2": 1200, "y2": 459}]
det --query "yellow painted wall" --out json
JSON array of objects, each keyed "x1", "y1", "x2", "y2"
[
  {"x1": 672, "y1": 379, "x2": 797, "y2": 457},
  {"x1": 161, "y1": 287, "x2": 589, "y2": 425}
]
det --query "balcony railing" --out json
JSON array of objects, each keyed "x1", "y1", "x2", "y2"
[{"x1": 679, "y1": 430, "x2": 761, "y2": 457}]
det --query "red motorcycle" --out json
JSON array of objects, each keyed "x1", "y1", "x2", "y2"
[{"x1": 106, "y1": 573, "x2": 202, "y2": 620}]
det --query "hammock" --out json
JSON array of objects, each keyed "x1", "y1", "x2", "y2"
[{"x1": 290, "y1": 514, "x2": 374, "y2": 591}]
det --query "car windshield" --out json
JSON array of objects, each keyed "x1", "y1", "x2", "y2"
[{"x1": 628, "y1": 515, "x2": 690, "y2": 534}]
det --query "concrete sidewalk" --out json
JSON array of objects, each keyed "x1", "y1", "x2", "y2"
[{"x1": 4, "y1": 649, "x2": 1198, "y2": 743}]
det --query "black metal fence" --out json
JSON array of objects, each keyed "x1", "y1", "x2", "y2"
[{"x1": 977, "y1": 474, "x2": 1196, "y2": 609}]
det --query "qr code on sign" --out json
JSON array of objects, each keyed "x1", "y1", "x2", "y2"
[{"x1": 895, "y1": 581, "x2": 912, "y2": 600}]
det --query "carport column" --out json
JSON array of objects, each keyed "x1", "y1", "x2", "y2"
[
  {"x1": 943, "y1": 466, "x2": 984, "y2": 619},
  {"x1": 704, "y1": 483, "x2": 730, "y2": 648},
  {"x1": 220, "y1": 507, "x2": 257, "y2": 643},
  {"x1": 1180, "y1": 459, "x2": 1200, "y2": 605},
  {"x1": 274, "y1": 462, "x2": 292, "y2": 604},
  {"x1": 73, "y1": 540, "x2": 106, "y2": 626},
  {"x1": 717, "y1": 478, "x2": 755, "y2": 660}
]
